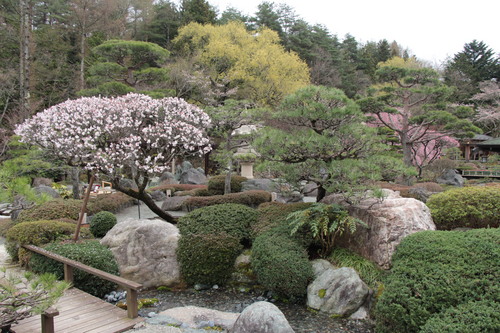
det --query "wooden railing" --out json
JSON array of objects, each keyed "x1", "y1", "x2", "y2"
[
  {"x1": 462, "y1": 170, "x2": 500, "y2": 178},
  {"x1": 22, "y1": 245, "x2": 142, "y2": 319}
]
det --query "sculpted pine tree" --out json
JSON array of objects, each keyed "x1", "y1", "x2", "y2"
[
  {"x1": 358, "y1": 57, "x2": 480, "y2": 172},
  {"x1": 15, "y1": 93, "x2": 211, "y2": 222}
]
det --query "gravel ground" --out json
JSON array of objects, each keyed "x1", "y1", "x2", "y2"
[{"x1": 131, "y1": 287, "x2": 375, "y2": 333}]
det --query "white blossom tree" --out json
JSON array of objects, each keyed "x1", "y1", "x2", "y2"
[
  {"x1": 15, "y1": 93, "x2": 211, "y2": 222},
  {"x1": 473, "y1": 81, "x2": 500, "y2": 137}
]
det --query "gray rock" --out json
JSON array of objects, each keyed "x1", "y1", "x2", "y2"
[
  {"x1": 179, "y1": 168, "x2": 207, "y2": 185},
  {"x1": 32, "y1": 177, "x2": 52, "y2": 187},
  {"x1": 241, "y1": 179, "x2": 276, "y2": 192},
  {"x1": 303, "y1": 182, "x2": 319, "y2": 197},
  {"x1": 231, "y1": 301, "x2": 294, "y2": 333},
  {"x1": 311, "y1": 259, "x2": 336, "y2": 278},
  {"x1": 161, "y1": 196, "x2": 191, "y2": 211},
  {"x1": 160, "y1": 172, "x2": 178, "y2": 184},
  {"x1": 33, "y1": 185, "x2": 60, "y2": 198},
  {"x1": 276, "y1": 191, "x2": 303, "y2": 203},
  {"x1": 150, "y1": 190, "x2": 167, "y2": 201},
  {"x1": 159, "y1": 306, "x2": 239, "y2": 330},
  {"x1": 100, "y1": 219, "x2": 181, "y2": 288},
  {"x1": 146, "y1": 314, "x2": 182, "y2": 326},
  {"x1": 148, "y1": 177, "x2": 162, "y2": 188},
  {"x1": 349, "y1": 306, "x2": 369, "y2": 320},
  {"x1": 408, "y1": 187, "x2": 434, "y2": 203},
  {"x1": 307, "y1": 267, "x2": 369, "y2": 316},
  {"x1": 119, "y1": 178, "x2": 138, "y2": 190},
  {"x1": 437, "y1": 169, "x2": 464, "y2": 187},
  {"x1": 322, "y1": 189, "x2": 436, "y2": 269}
]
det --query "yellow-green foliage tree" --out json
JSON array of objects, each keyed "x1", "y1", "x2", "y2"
[{"x1": 173, "y1": 21, "x2": 310, "y2": 106}]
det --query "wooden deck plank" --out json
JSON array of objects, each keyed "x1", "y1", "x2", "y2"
[{"x1": 12, "y1": 288, "x2": 144, "y2": 333}]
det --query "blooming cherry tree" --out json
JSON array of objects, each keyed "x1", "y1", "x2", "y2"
[{"x1": 15, "y1": 93, "x2": 211, "y2": 222}]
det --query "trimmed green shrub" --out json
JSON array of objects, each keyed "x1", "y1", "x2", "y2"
[
  {"x1": 251, "y1": 232, "x2": 313, "y2": 300},
  {"x1": 374, "y1": 229, "x2": 500, "y2": 333},
  {"x1": 0, "y1": 218, "x2": 15, "y2": 237},
  {"x1": 176, "y1": 233, "x2": 242, "y2": 286},
  {"x1": 30, "y1": 240, "x2": 119, "y2": 298},
  {"x1": 419, "y1": 300, "x2": 500, "y2": 333},
  {"x1": 207, "y1": 175, "x2": 248, "y2": 195},
  {"x1": 6, "y1": 220, "x2": 91, "y2": 261},
  {"x1": 183, "y1": 190, "x2": 271, "y2": 211},
  {"x1": 89, "y1": 211, "x2": 117, "y2": 238},
  {"x1": 178, "y1": 204, "x2": 257, "y2": 242},
  {"x1": 426, "y1": 186, "x2": 500, "y2": 229},
  {"x1": 16, "y1": 199, "x2": 83, "y2": 223},
  {"x1": 254, "y1": 202, "x2": 313, "y2": 239}
]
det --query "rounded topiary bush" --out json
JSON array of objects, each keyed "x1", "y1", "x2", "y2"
[
  {"x1": 419, "y1": 300, "x2": 500, "y2": 333},
  {"x1": 176, "y1": 233, "x2": 243, "y2": 286},
  {"x1": 89, "y1": 211, "x2": 117, "y2": 238},
  {"x1": 178, "y1": 203, "x2": 257, "y2": 242},
  {"x1": 207, "y1": 175, "x2": 248, "y2": 195},
  {"x1": 16, "y1": 199, "x2": 83, "y2": 223},
  {"x1": 375, "y1": 229, "x2": 499, "y2": 333},
  {"x1": 5, "y1": 220, "x2": 89, "y2": 261},
  {"x1": 251, "y1": 232, "x2": 313, "y2": 300},
  {"x1": 426, "y1": 186, "x2": 500, "y2": 229},
  {"x1": 30, "y1": 240, "x2": 119, "y2": 298}
]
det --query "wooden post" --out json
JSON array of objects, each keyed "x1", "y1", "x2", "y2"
[
  {"x1": 74, "y1": 175, "x2": 94, "y2": 241},
  {"x1": 41, "y1": 307, "x2": 59, "y2": 333},
  {"x1": 126, "y1": 288, "x2": 138, "y2": 319},
  {"x1": 64, "y1": 263, "x2": 73, "y2": 284}
]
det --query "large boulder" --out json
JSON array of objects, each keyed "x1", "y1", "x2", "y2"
[
  {"x1": 100, "y1": 219, "x2": 180, "y2": 288},
  {"x1": 231, "y1": 301, "x2": 294, "y2": 333},
  {"x1": 157, "y1": 306, "x2": 239, "y2": 330},
  {"x1": 161, "y1": 196, "x2": 190, "y2": 211},
  {"x1": 437, "y1": 169, "x2": 464, "y2": 187},
  {"x1": 33, "y1": 185, "x2": 60, "y2": 199},
  {"x1": 307, "y1": 267, "x2": 369, "y2": 316},
  {"x1": 241, "y1": 179, "x2": 276, "y2": 192},
  {"x1": 32, "y1": 177, "x2": 52, "y2": 187},
  {"x1": 176, "y1": 161, "x2": 207, "y2": 185},
  {"x1": 321, "y1": 189, "x2": 436, "y2": 269}
]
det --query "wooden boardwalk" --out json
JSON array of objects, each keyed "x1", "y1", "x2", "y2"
[{"x1": 12, "y1": 288, "x2": 144, "y2": 333}]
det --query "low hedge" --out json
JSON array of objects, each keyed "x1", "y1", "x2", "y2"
[
  {"x1": 251, "y1": 232, "x2": 313, "y2": 301},
  {"x1": 419, "y1": 300, "x2": 500, "y2": 333},
  {"x1": 176, "y1": 233, "x2": 242, "y2": 286},
  {"x1": 16, "y1": 193, "x2": 134, "y2": 223},
  {"x1": 183, "y1": 191, "x2": 271, "y2": 211},
  {"x1": 89, "y1": 211, "x2": 117, "y2": 238},
  {"x1": 16, "y1": 199, "x2": 82, "y2": 223},
  {"x1": 426, "y1": 186, "x2": 500, "y2": 229},
  {"x1": 30, "y1": 240, "x2": 119, "y2": 298},
  {"x1": 374, "y1": 229, "x2": 500, "y2": 333},
  {"x1": 6, "y1": 220, "x2": 91, "y2": 262},
  {"x1": 148, "y1": 183, "x2": 207, "y2": 193},
  {"x1": 178, "y1": 203, "x2": 257, "y2": 242},
  {"x1": 207, "y1": 175, "x2": 248, "y2": 195}
]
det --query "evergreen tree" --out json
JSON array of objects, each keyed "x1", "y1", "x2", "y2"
[{"x1": 180, "y1": 0, "x2": 216, "y2": 25}]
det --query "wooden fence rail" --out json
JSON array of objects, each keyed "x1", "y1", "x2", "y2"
[{"x1": 22, "y1": 244, "x2": 142, "y2": 319}]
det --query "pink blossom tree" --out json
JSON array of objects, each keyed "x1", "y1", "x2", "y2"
[{"x1": 15, "y1": 93, "x2": 211, "y2": 222}]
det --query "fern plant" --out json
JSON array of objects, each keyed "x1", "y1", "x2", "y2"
[{"x1": 287, "y1": 203, "x2": 366, "y2": 257}]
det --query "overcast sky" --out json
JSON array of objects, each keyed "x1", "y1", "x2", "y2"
[{"x1": 198, "y1": 0, "x2": 500, "y2": 66}]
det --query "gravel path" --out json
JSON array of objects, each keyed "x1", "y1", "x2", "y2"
[{"x1": 125, "y1": 287, "x2": 375, "y2": 333}]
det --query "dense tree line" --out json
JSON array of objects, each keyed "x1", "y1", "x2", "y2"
[{"x1": 1, "y1": 0, "x2": 499, "y2": 169}]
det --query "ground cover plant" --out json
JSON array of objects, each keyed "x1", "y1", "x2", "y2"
[
  {"x1": 426, "y1": 186, "x2": 500, "y2": 229},
  {"x1": 375, "y1": 228, "x2": 499, "y2": 333},
  {"x1": 30, "y1": 240, "x2": 119, "y2": 298}
]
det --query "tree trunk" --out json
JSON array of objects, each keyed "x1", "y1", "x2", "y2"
[
  {"x1": 71, "y1": 167, "x2": 81, "y2": 199},
  {"x1": 79, "y1": 31, "x2": 86, "y2": 90},
  {"x1": 224, "y1": 160, "x2": 232, "y2": 195},
  {"x1": 113, "y1": 181, "x2": 177, "y2": 223},
  {"x1": 19, "y1": 0, "x2": 32, "y2": 114}
]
